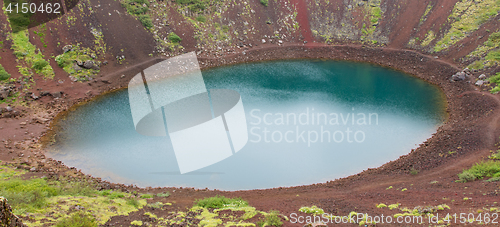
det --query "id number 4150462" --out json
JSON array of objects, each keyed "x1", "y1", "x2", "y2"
[
  {"x1": 442, "y1": 213, "x2": 498, "y2": 224},
  {"x1": 5, "y1": 2, "x2": 62, "y2": 14}
]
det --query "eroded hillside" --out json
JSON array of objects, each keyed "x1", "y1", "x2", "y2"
[{"x1": 0, "y1": 0, "x2": 499, "y2": 90}]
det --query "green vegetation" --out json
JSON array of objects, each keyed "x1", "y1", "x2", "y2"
[
  {"x1": 195, "y1": 195, "x2": 248, "y2": 209},
  {"x1": 372, "y1": 7, "x2": 382, "y2": 18},
  {"x1": 486, "y1": 50, "x2": 500, "y2": 62},
  {"x1": 196, "y1": 15, "x2": 206, "y2": 23},
  {"x1": 0, "y1": 64, "x2": 11, "y2": 81},
  {"x1": 138, "y1": 15, "x2": 153, "y2": 29},
  {"x1": 140, "y1": 193, "x2": 153, "y2": 199},
  {"x1": 147, "y1": 201, "x2": 166, "y2": 209},
  {"x1": 121, "y1": 0, "x2": 153, "y2": 29},
  {"x1": 96, "y1": 189, "x2": 126, "y2": 199},
  {"x1": 32, "y1": 59, "x2": 49, "y2": 71},
  {"x1": 490, "y1": 150, "x2": 500, "y2": 160},
  {"x1": 181, "y1": 196, "x2": 268, "y2": 227},
  {"x1": 260, "y1": 0, "x2": 268, "y2": 7},
  {"x1": 0, "y1": 177, "x2": 60, "y2": 213},
  {"x1": 222, "y1": 25, "x2": 229, "y2": 33},
  {"x1": 419, "y1": 2, "x2": 433, "y2": 24},
  {"x1": 176, "y1": 0, "x2": 207, "y2": 13},
  {"x1": 156, "y1": 192, "x2": 170, "y2": 197},
  {"x1": 435, "y1": 0, "x2": 500, "y2": 52},
  {"x1": 468, "y1": 31, "x2": 500, "y2": 69},
  {"x1": 457, "y1": 160, "x2": 500, "y2": 182},
  {"x1": 168, "y1": 32, "x2": 182, "y2": 43},
  {"x1": 469, "y1": 60, "x2": 484, "y2": 70},
  {"x1": 0, "y1": 163, "x2": 146, "y2": 226},
  {"x1": 487, "y1": 72, "x2": 500, "y2": 93},
  {"x1": 298, "y1": 205, "x2": 324, "y2": 215},
  {"x1": 388, "y1": 203, "x2": 399, "y2": 210},
  {"x1": 55, "y1": 44, "x2": 99, "y2": 81},
  {"x1": 10, "y1": 31, "x2": 54, "y2": 79},
  {"x1": 3, "y1": 0, "x2": 33, "y2": 33},
  {"x1": 360, "y1": 2, "x2": 382, "y2": 44},
  {"x1": 257, "y1": 210, "x2": 282, "y2": 227},
  {"x1": 130, "y1": 220, "x2": 143, "y2": 226},
  {"x1": 55, "y1": 211, "x2": 98, "y2": 227},
  {"x1": 421, "y1": 30, "x2": 435, "y2": 47}
]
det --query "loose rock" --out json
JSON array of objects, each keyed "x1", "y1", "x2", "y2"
[
  {"x1": 451, "y1": 72, "x2": 466, "y2": 81},
  {"x1": 51, "y1": 91, "x2": 63, "y2": 98},
  {"x1": 83, "y1": 60, "x2": 94, "y2": 69},
  {"x1": 62, "y1": 45, "x2": 73, "y2": 53}
]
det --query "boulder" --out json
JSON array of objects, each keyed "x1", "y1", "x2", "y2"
[
  {"x1": 33, "y1": 116, "x2": 49, "y2": 124},
  {"x1": 75, "y1": 59, "x2": 83, "y2": 66},
  {"x1": 83, "y1": 60, "x2": 94, "y2": 69},
  {"x1": 0, "y1": 88, "x2": 9, "y2": 100},
  {"x1": 62, "y1": 45, "x2": 73, "y2": 53},
  {"x1": 475, "y1": 80, "x2": 485, "y2": 86},
  {"x1": 0, "y1": 197, "x2": 26, "y2": 226},
  {"x1": 51, "y1": 91, "x2": 63, "y2": 98},
  {"x1": 72, "y1": 63, "x2": 82, "y2": 71},
  {"x1": 39, "y1": 91, "x2": 50, "y2": 96},
  {"x1": 479, "y1": 74, "x2": 487, "y2": 79},
  {"x1": 452, "y1": 72, "x2": 466, "y2": 81},
  {"x1": 30, "y1": 93, "x2": 39, "y2": 100}
]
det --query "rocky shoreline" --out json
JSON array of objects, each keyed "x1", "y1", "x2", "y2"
[
  {"x1": 0, "y1": 44, "x2": 480, "y2": 189},
  {"x1": 1, "y1": 44, "x2": 499, "y2": 226}
]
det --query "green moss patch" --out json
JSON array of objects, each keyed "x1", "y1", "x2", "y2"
[
  {"x1": 0, "y1": 164, "x2": 146, "y2": 226},
  {"x1": 55, "y1": 211, "x2": 98, "y2": 227},
  {"x1": 168, "y1": 32, "x2": 182, "y2": 43},
  {"x1": 10, "y1": 31, "x2": 54, "y2": 79},
  {"x1": 121, "y1": 0, "x2": 153, "y2": 29},
  {"x1": 195, "y1": 195, "x2": 248, "y2": 209},
  {"x1": 54, "y1": 44, "x2": 99, "y2": 81},
  {"x1": 487, "y1": 72, "x2": 500, "y2": 93},
  {"x1": 0, "y1": 64, "x2": 11, "y2": 81},
  {"x1": 458, "y1": 160, "x2": 500, "y2": 182},
  {"x1": 435, "y1": 0, "x2": 500, "y2": 52},
  {"x1": 175, "y1": 0, "x2": 208, "y2": 13},
  {"x1": 298, "y1": 206, "x2": 324, "y2": 215}
]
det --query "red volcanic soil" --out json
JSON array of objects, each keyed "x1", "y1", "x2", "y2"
[{"x1": 290, "y1": 0, "x2": 314, "y2": 43}]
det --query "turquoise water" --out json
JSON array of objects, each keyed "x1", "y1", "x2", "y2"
[{"x1": 48, "y1": 60, "x2": 446, "y2": 190}]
